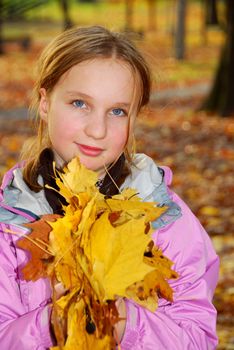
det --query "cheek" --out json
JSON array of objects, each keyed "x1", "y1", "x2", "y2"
[
  {"x1": 110, "y1": 120, "x2": 129, "y2": 144},
  {"x1": 48, "y1": 114, "x2": 74, "y2": 140}
]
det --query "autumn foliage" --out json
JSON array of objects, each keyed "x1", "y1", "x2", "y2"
[{"x1": 16, "y1": 157, "x2": 178, "y2": 349}]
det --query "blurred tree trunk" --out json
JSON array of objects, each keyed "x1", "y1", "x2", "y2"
[
  {"x1": 125, "y1": 0, "x2": 134, "y2": 32},
  {"x1": 60, "y1": 0, "x2": 73, "y2": 30},
  {"x1": 201, "y1": 0, "x2": 234, "y2": 117},
  {"x1": 147, "y1": 0, "x2": 156, "y2": 31},
  {"x1": 205, "y1": 0, "x2": 218, "y2": 25},
  {"x1": 174, "y1": 0, "x2": 187, "y2": 60},
  {"x1": 0, "y1": 0, "x2": 3, "y2": 54},
  {"x1": 201, "y1": 0, "x2": 219, "y2": 46}
]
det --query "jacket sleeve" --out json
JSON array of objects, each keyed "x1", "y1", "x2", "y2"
[
  {"x1": 0, "y1": 226, "x2": 53, "y2": 350},
  {"x1": 120, "y1": 194, "x2": 219, "y2": 350}
]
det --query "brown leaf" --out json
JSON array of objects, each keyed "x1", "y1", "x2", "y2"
[
  {"x1": 108, "y1": 211, "x2": 121, "y2": 225},
  {"x1": 17, "y1": 214, "x2": 60, "y2": 281}
]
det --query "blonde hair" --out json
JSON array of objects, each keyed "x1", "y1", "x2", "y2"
[{"x1": 22, "y1": 25, "x2": 151, "y2": 190}]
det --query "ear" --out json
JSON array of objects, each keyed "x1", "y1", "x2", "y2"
[{"x1": 39, "y1": 88, "x2": 49, "y2": 122}]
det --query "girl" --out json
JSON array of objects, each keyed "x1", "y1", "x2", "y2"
[{"x1": 0, "y1": 26, "x2": 219, "y2": 349}]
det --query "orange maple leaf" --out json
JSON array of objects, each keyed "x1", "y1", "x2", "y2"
[{"x1": 17, "y1": 214, "x2": 60, "y2": 281}]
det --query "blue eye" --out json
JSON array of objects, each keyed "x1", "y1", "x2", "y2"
[
  {"x1": 111, "y1": 108, "x2": 126, "y2": 117},
  {"x1": 73, "y1": 100, "x2": 86, "y2": 109}
]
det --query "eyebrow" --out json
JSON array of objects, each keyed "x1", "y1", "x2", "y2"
[{"x1": 66, "y1": 90, "x2": 131, "y2": 108}]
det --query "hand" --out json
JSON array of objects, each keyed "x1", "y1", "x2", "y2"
[
  {"x1": 50, "y1": 282, "x2": 68, "y2": 344},
  {"x1": 54, "y1": 282, "x2": 67, "y2": 299},
  {"x1": 114, "y1": 298, "x2": 127, "y2": 343}
]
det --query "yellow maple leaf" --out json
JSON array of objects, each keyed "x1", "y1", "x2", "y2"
[
  {"x1": 49, "y1": 219, "x2": 78, "y2": 290},
  {"x1": 59, "y1": 157, "x2": 98, "y2": 196},
  {"x1": 65, "y1": 300, "x2": 113, "y2": 350},
  {"x1": 17, "y1": 156, "x2": 178, "y2": 349},
  {"x1": 144, "y1": 245, "x2": 179, "y2": 280},
  {"x1": 97, "y1": 188, "x2": 166, "y2": 224},
  {"x1": 126, "y1": 270, "x2": 175, "y2": 312},
  {"x1": 88, "y1": 211, "x2": 154, "y2": 300}
]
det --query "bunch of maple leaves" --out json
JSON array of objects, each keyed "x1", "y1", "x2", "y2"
[{"x1": 17, "y1": 157, "x2": 178, "y2": 349}]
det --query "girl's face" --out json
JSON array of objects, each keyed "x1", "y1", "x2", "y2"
[{"x1": 39, "y1": 58, "x2": 136, "y2": 177}]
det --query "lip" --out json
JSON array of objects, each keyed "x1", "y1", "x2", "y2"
[{"x1": 76, "y1": 143, "x2": 104, "y2": 157}]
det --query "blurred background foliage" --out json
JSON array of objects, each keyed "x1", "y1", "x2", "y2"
[{"x1": 0, "y1": 0, "x2": 229, "y2": 109}]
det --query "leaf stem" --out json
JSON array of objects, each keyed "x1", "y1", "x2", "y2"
[{"x1": 4, "y1": 228, "x2": 54, "y2": 256}]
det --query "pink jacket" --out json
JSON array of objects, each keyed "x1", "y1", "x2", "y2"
[{"x1": 0, "y1": 156, "x2": 219, "y2": 349}]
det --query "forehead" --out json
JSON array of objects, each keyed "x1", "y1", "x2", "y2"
[
  {"x1": 56, "y1": 58, "x2": 136, "y2": 98},
  {"x1": 70, "y1": 57, "x2": 133, "y2": 76}
]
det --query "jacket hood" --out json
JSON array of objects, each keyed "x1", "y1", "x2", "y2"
[
  {"x1": 0, "y1": 164, "x2": 53, "y2": 224},
  {"x1": 121, "y1": 153, "x2": 168, "y2": 201}
]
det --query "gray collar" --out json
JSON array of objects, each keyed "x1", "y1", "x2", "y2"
[
  {"x1": 5, "y1": 168, "x2": 53, "y2": 217},
  {"x1": 121, "y1": 153, "x2": 163, "y2": 201}
]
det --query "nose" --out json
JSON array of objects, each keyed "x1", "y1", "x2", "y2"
[{"x1": 84, "y1": 110, "x2": 107, "y2": 139}]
